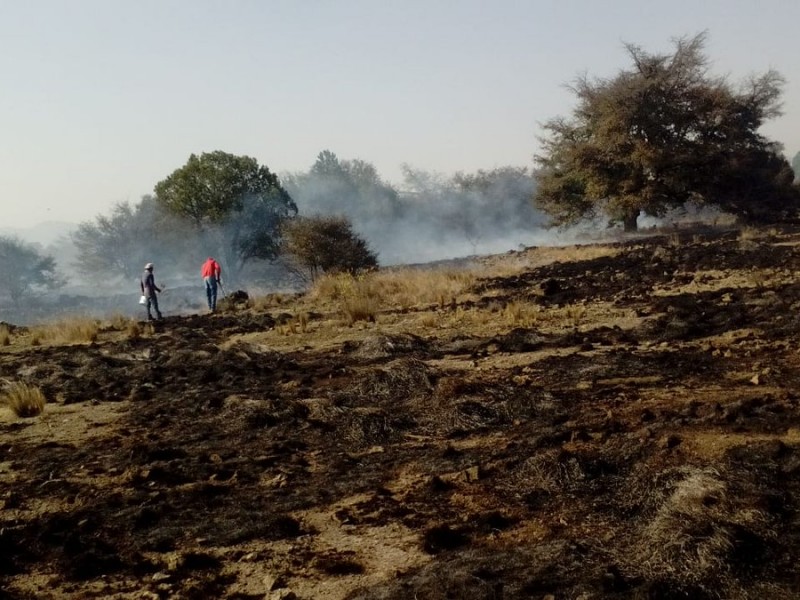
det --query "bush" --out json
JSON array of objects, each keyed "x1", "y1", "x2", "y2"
[{"x1": 281, "y1": 215, "x2": 378, "y2": 282}]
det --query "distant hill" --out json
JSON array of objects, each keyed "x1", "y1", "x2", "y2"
[{"x1": 0, "y1": 221, "x2": 78, "y2": 247}]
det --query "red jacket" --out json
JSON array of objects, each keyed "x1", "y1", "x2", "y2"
[{"x1": 201, "y1": 258, "x2": 221, "y2": 279}]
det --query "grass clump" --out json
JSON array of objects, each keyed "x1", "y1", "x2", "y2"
[
  {"x1": 309, "y1": 267, "x2": 477, "y2": 320},
  {"x1": 503, "y1": 301, "x2": 540, "y2": 327},
  {"x1": 28, "y1": 317, "x2": 100, "y2": 345},
  {"x1": 1, "y1": 381, "x2": 46, "y2": 417},
  {"x1": 277, "y1": 312, "x2": 311, "y2": 336},
  {"x1": 626, "y1": 466, "x2": 774, "y2": 597}
]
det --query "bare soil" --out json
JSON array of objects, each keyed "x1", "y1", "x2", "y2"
[{"x1": 4, "y1": 225, "x2": 800, "y2": 599}]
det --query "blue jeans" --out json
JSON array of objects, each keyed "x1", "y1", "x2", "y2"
[
  {"x1": 146, "y1": 293, "x2": 162, "y2": 319},
  {"x1": 204, "y1": 277, "x2": 218, "y2": 311}
]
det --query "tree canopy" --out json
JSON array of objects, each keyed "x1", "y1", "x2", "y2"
[
  {"x1": 534, "y1": 32, "x2": 800, "y2": 230},
  {"x1": 71, "y1": 197, "x2": 194, "y2": 282},
  {"x1": 282, "y1": 150, "x2": 401, "y2": 223},
  {"x1": 0, "y1": 236, "x2": 62, "y2": 307},
  {"x1": 154, "y1": 151, "x2": 297, "y2": 273}
]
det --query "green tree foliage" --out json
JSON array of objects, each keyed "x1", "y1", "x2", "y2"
[
  {"x1": 281, "y1": 215, "x2": 378, "y2": 281},
  {"x1": 154, "y1": 151, "x2": 297, "y2": 272},
  {"x1": 535, "y1": 32, "x2": 800, "y2": 230},
  {"x1": 0, "y1": 236, "x2": 62, "y2": 307}
]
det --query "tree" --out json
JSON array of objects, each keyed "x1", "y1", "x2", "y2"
[
  {"x1": 281, "y1": 215, "x2": 378, "y2": 282},
  {"x1": 283, "y1": 150, "x2": 401, "y2": 223},
  {"x1": 792, "y1": 151, "x2": 800, "y2": 183},
  {"x1": 71, "y1": 197, "x2": 192, "y2": 282},
  {"x1": 534, "y1": 32, "x2": 800, "y2": 231},
  {"x1": 154, "y1": 151, "x2": 297, "y2": 273},
  {"x1": 0, "y1": 236, "x2": 62, "y2": 307}
]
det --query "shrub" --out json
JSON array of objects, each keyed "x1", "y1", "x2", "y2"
[
  {"x1": 1, "y1": 382, "x2": 46, "y2": 417},
  {"x1": 281, "y1": 215, "x2": 378, "y2": 282}
]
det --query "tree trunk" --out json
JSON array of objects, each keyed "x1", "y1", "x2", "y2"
[{"x1": 622, "y1": 211, "x2": 639, "y2": 232}]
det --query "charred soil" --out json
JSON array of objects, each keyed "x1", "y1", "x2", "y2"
[{"x1": 3, "y1": 225, "x2": 800, "y2": 599}]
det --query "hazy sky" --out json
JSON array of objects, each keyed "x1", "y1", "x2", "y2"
[{"x1": 1, "y1": 0, "x2": 798, "y2": 229}]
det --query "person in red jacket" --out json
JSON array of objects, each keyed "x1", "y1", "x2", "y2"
[{"x1": 201, "y1": 257, "x2": 222, "y2": 312}]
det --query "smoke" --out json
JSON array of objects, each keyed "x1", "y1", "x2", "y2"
[
  {"x1": 2, "y1": 153, "x2": 719, "y2": 327},
  {"x1": 282, "y1": 156, "x2": 564, "y2": 265}
]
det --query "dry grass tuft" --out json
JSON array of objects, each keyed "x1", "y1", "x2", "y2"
[
  {"x1": 277, "y1": 311, "x2": 312, "y2": 335},
  {"x1": 628, "y1": 466, "x2": 773, "y2": 595},
  {"x1": 103, "y1": 313, "x2": 143, "y2": 339},
  {"x1": 28, "y1": 317, "x2": 100, "y2": 345},
  {"x1": 250, "y1": 292, "x2": 295, "y2": 311},
  {"x1": 1, "y1": 381, "x2": 46, "y2": 417},
  {"x1": 106, "y1": 312, "x2": 132, "y2": 330},
  {"x1": 738, "y1": 226, "x2": 764, "y2": 250},
  {"x1": 503, "y1": 449, "x2": 586, "y2": 495},
  {"x1": 310, "y1": 268, "x2": 477, "y2": 314},
  {"x1": 0, "y1": 323, "x2": 10, "y2": 346},
  {"x1": 341, "y1": 291, "x2": 380, "y2": 326},
  {"x1": 738, "y1": 226, "x2": 760, "y2": 241},
  {"x1": 339, "y1": 358, "x2": 434, "y2": 406},
  {"x1": 297, "y1": 262, "x2": 514, "y2": 328},
  {"x1": 503, "y1": 300, "x2": 540, "y2": 327},
  {"x1": 126, "y1": 320, "x2": 142, "y2": 339}
]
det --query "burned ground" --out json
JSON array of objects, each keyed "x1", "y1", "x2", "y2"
[{"x1": 3, "y1": 226, "x2": 800, "y2": 599}]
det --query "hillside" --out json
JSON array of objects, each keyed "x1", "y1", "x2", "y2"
[{"x1": 2, "y1": 224, "x2": 800, "y2": 599}]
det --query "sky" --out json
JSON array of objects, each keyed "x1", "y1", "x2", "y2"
[{"x1": 1, "y1": 0, "x2": 799, "y2": 230}]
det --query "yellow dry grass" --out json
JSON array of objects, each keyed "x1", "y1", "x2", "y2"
[
  {"x1": 1, "y1": 381, "x2": 46, "y2": 417},
  {"x1": 28, "y1": 317, "x2": 100, "y2": 345},
  {"x1": 309, "y1": 268, "x2": 478, "y2": 312},
  {"x1": 482, "y1": 243, "x2": 623, "y2": 275}
]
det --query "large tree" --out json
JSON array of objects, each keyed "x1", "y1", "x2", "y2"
[
  {"x1": 535, "y1": 32, "x2": 800, "y2": 231},
  {"x1": 154, "y1": 151, "x2": 297, "y2": 274},
  {"x1": 0, "y1": 236, "x2": 62, "y2": 308}
]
